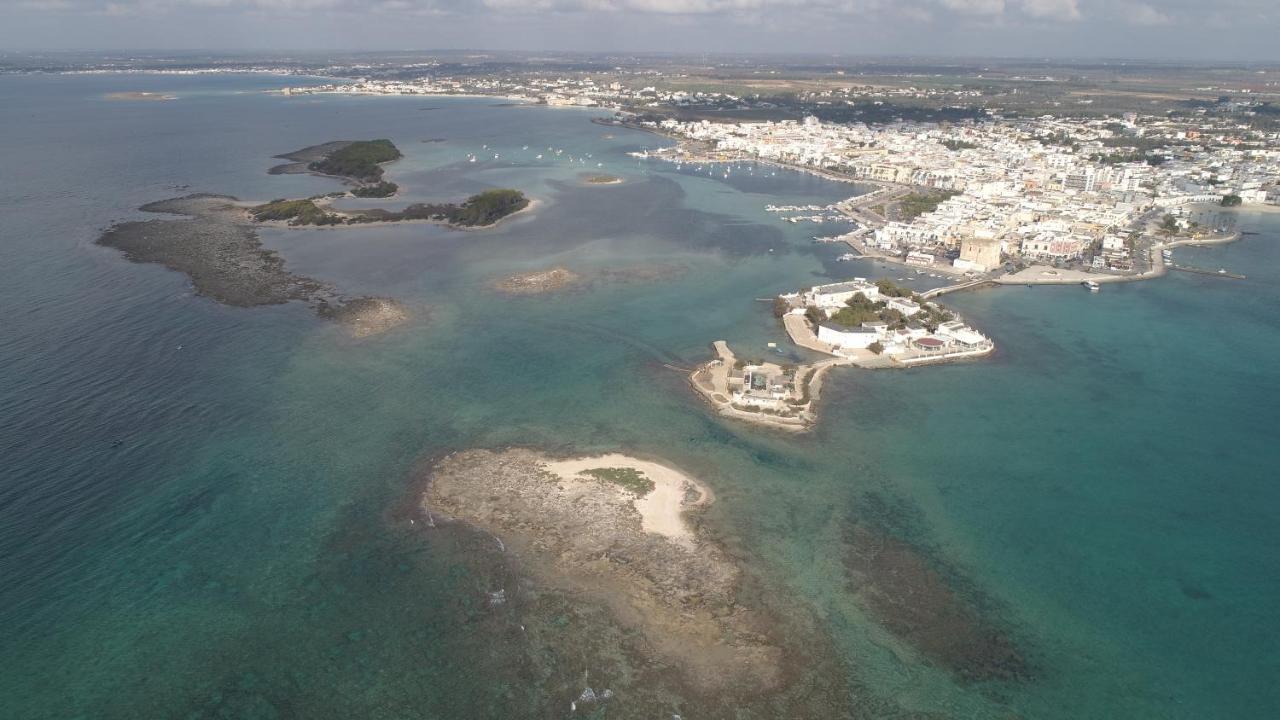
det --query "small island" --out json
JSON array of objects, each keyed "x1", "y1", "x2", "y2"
[
  {"x1": 420, "y1": 449, "x2": 791, "y2": 695},
  {"x1": 582, "y1": 173, "x2": 624, "y2": 185},
  {"x1": 249, "y1": 188, "x2": 531, "y2": 229},
  {"x1": 691, "y1": 277, "x2": 993, "y2": 431},
  {"x1": 270, "y1": 139, "x2": 403, "y2": 198},
  {"x1": 493, "y1": 267, "x2": 581, "y2": 294},
  {"x1": 257, "y1": 139, "x2": 530, "y2": 226},
  {"x1": 307, "y1": 138, "x2": 401, "y2": 182}
]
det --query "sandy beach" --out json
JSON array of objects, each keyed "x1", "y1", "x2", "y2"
[{"x1": 542, "y1": 453, "x2": 710, "y2": 545}]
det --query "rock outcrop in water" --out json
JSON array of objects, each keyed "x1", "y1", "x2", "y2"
[
  {"x1": 96, "y1": 194, "x2": 408, "y2": 336},
  {"x1": 416, "y1": 449, "x2": 856, "y2": 716}
]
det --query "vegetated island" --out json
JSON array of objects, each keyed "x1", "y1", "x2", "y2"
[
  {"x1": 582, "y1": 173, "x2": 624, "y2": 185},
  {"x1": 268, "y1": 139, "x2": 403, "y2": 198},
  {"x1": 97, "y1": 139, "x2": 531, "y2": 332},
  {"x1": 418, "y1": 449, "x2": 849, "y2": 713},
  {"x1": 250, "y1": 187, "x2": 530, "y2": 229},
  {"x1": 95, "y1": 194, "x2": 408, "y2": 337}
]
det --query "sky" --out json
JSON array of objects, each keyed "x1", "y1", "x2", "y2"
[{"x1": 4, "y1": 0, "x2": 1279, "y2": 61}]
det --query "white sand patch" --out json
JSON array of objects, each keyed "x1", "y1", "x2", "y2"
[{"x1": 542, "y1": 454, "x2": 709, "y2": 545}]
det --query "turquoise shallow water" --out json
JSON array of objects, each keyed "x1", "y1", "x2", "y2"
[{"x1": 1, "y1": 73, "x2": 1277, "y2": 718}]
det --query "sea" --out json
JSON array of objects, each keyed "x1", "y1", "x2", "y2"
[{"x1": 1, "y1": 72, "x2": 1277, "y2": 719}]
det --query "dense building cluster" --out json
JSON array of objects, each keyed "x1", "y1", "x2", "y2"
[{"x1": 656, "y1": 114, "x2": 1279, "y2": 271}]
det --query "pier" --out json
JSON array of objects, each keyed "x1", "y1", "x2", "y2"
[
  {"x1": 1169, "y1": 264, "x2": 1246, "y2": 280},
  {"x1": 921, "y1": 278, "x2": 998, "y2": 299}
]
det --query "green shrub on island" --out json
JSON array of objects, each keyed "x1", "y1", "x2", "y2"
[
  {"x1": 868, "y1": 341, "x2": 885, "y2": 355},
  {"x1": 351, "y1": 181, "x2": 399, "y2": 198},
  {"x1": 827, "y1": 291, "x2": 950, "y2": 330},
  {"x1": 830, "y1": 292, "x2": 884, "y2": 327},
  {"x1": 579, "y1": 467, "x2": 655, "y2": 497},
  {"x1": 308, "y1": 139, "x2": 402, "y2": 183},
  {"x1": 804, "y1": 306, "x2": 825, "y2": 326},
  {"x1": 250, "y1": 198, "x2": 342, "y2": 226},
  {"x1": 875, "y1": 278, "x2": 914, "y2": 298},
  {"x1": 351, "y1": 189, "x2": 528, "y2": 227},
  {"x1": 255, "y1": 188, "x2": 529, "y2": 229},
  {"x1": 1221, "y1": 194, "x2": 1242, "y2": 207},
  {"x1": 442, "y1": 189, "x2": 529, "y2": 226}
]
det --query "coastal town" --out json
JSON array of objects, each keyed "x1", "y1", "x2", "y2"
[
  {"x1": 274, "y1": 67, "x2": 1280, "y2": 431},
  {"x1": 643, "y1": 112, "x2": 1271, "y2": 283},
  {"x1": 280, "y1": 66, "x2": 1278, "y2": 284}
]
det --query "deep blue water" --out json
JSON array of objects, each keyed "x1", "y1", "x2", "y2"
[{"x1": 1, "y1": 73, "x2": 1277, "y2": 718}]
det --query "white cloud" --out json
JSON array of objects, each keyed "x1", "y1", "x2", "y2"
[
  {"x1": 1122, "y1": 2, "x2": 1170, "y2": 25},
  {"x1": 1018, "y1": 0, "x2": 1079, "y2": 21},
  {"x1": 940, "y1": 0, "x2": 1005, "y2": 16}
]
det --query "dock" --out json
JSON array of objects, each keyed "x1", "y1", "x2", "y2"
[{"x1": 1169, "y1": 264, "x2": 1246, "y2": 280}]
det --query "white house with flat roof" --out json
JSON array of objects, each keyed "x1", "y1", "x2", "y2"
[
  {"x1": 817, "y1": 324, "x2": 882, "y2": 350},
  {"x1": 886, "y1": 297, "x2": 922, "y2": 317},
  {"x1": 804, "y1": 280, "x2": 881, "y2": 311}
]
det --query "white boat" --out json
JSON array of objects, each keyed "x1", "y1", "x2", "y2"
[{"x1": 1084, "y1": 280, "x2": 1100, "y2": 292}]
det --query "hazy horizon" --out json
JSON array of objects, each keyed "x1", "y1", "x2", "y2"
[{"x1": 5, "y1": 0, "x2": 1280, "y2": 62}]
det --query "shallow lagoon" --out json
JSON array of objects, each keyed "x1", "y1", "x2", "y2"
[{"x1": 1, "y1": 73, "x2": 1278, "y2": 718}]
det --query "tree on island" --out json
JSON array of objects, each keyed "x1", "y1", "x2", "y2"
[
  {"x1": 1159, "y1": 214, "x2": 1179, "y2": 235},
  {"x1": 804, "y1": 306, "x2": 825, "y2": 327},
  {"x1": 868, "y1": 341, "x2": 885, "y2": 355},
  {"x1": 352, "y1": 181, "x2": 399, "y2": 198},
  {"x1": 309, "y1": 139, "x2": 402, "y2": 183},
  {"x1": 1221, "y1": 194, "x2": 1242, "y2": 207}
]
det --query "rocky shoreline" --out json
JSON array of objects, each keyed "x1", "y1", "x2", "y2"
[
  {"x1": 96, "y1": 194, "x2": 408, "y2": 336},
  {"x1": 417, "y1": 449, "x2": 852, "y2": 714}
]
